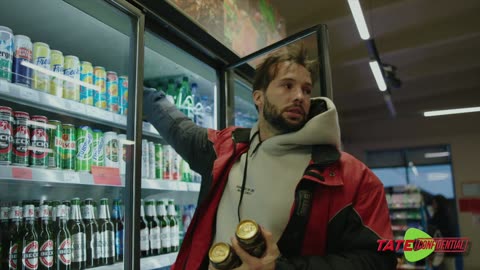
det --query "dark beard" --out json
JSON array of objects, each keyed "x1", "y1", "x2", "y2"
[{"x1": 263, "y1": 96, "x2": 306, "y2": 134}]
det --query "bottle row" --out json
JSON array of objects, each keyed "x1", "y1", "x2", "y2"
[{"x1": 0, "y1": 25, "x2": 128, "y2": 114}]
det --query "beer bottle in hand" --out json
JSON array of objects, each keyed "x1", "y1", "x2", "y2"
[
  {"x1": 97, "y1": 199, "x2": 114, "y2": 265},
  {"x1": 68, "y1": 198, "x2": 86, "y2": 270}
]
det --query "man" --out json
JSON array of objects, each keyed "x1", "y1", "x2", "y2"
[{"x1": 143, "y1": 45, "x2": 396, "y2": 270}]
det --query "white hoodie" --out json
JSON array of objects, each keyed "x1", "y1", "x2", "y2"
[{"x1": 213, "y1": 97, "x2": 341, "y2": 244}]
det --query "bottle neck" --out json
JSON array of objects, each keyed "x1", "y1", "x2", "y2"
[
  {"x1": 9, "y1": 206, "x2": 22, "y2": 223},
  {"x1": 98, "y1": 204, "x2": 110, "y2": 220},
  {"x1": 146, "y1": 204, "x2": 156, "y2": 218},
  {"x1": 70, "y1": 204, "x2": 82, "y2": 221},
  {"x1": 140, "y1": 204, "x2": 145, "y2": 218},
  {"x1": 157, "y1": 204, "x2": 167, "y2": 216},
  {"x1": 23, "y1": 204, "x2": 36, "y2": 224},
  {"x1": 39, "y1": 205, "x2": 51, "y2": 221},
  {"x1": 56, "y1": 205, "x2": 68, "y2": 225},
  {"x1": 112, "y1": 205, "x2": 120, "y2": 220},
  {"x1": 82, "y1": 204, "x2": 95, "y2": 220},
  {"x1": 167, "y1": 204, "x2": 176, "y2": 216}
]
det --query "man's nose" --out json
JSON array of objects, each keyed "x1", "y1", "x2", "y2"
[{"x1": 292, "y1": 86, "x2": 305, "y2": 102}]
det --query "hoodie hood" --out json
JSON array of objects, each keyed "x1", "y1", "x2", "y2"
[{"x1": 254, "y1": 97, "x2": 341, "y2": 154}]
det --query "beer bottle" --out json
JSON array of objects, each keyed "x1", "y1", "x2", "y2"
[
  {"x1": 156, "y1": 200, "x2": 170, "y2": 254},
  {"x1": 67, "y1": 198, "x2": 86, "y2": 270},
  {"x1": 1, "y1": 204, "x2": 10, "y2": 269},
  {"x1": 235, "y1": 219, "x2": 266, "y2": 258},
  {"x1": 167, "y1": 200, "x2": 179, "y2": 252},
  {"x1": 22, "y1": 203, "x2": 39, "y2": 270},
  {"x1": 97, "y1": 199, "x2": 114, "y2": 265},
  {"x1": 56, "y1": 204, "x2": 72, "y2": 270},
  {"x1": 209, "y1": 242, "x2": 242, "y2": 270},
  {"x1": 111, "y1": 199, "x2": 123, "y2": 262},
  {"x1": 62, "y1": 201, "x2": 71, "y2": 224},
  {"x1": 139, "y1": 200, "x2": 149, "y2": 257},
  {"x1": 8, "y1": 204, "x2": 22, "y2": 270},
  {"x1": 145, "y1": 200, "x2": 160, "y2": 256},
  {"x1": 38, "y1": 202, "x2": 54, "y2": 269},
  {"x1": 50, "y1": 201, "x2": 61, "y2": 236},
  {"x1": 81, "y1": 199, "x2": 99, "y2": 268}
]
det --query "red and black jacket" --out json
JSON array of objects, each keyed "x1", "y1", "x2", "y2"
[{"x1": 143, "y1": 88, "x2": 397, "y2": 270}]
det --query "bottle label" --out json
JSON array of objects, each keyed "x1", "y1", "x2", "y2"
[
  {"x1": 115, "y1": 229, "x2": 124, "y2": 256},
  {"x1": 9, "y1": 243, "x2": 19, "y2": 269},
  {"x1": 81, "y1": 205, "x2": 94, "y2": 220},
  {"x1": 171, "y1": 225, "x2": 179, "y2": 247},
  {"x1": 140, "y1": 228, "x2": 149, "y2": 251},
  {"x1": 22, "y1": 241, "x2": 38, "y2": 270},
  {"x1": 161, "y1": 226, "x2": 171, "y2": 249},
  {"x1": 94, "y1": 232, "x2": 102, "y2": 259},
  {"x1": 72, "y1": 233, "x2": 86, "y2": 263},
  {"x1": 39, "y1": 239, "x2": 54, "y2": 267},
  {"x1": 150, "y1": 227, "x2": 161, "y2": 250},
  {"x1": 57, "y1": 238, "x2": 72, "y2": 266},
  {"x1": 102, "y1": 230, "x2": 115, "y2": 258}
]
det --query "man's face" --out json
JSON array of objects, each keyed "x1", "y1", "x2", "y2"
[{"x1": 254, "y1": 61, "x2": 313, "y2": 133}]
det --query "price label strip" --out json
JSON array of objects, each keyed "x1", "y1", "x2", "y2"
[
  {"x1": 20, "y1": 88, "x2": 40, "y2": 103},
  {"x1": 91, "y1": 166, "x2": 122, "y2": 186},
  {"x1": 12, "y1": 167, "x2": 33, "y2": 180},
  {"x1": 0, "y1": 79, "x2": 10, "y2": 94},
  {"x1": 63, "y1": 171, "x2": 81, "y2": 183}
]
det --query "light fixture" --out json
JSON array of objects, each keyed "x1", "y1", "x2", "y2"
[
  {"x1": 424, "y1": 106, "x2": 480, "y2": 117},
  {"x1": 424, "y1": 152, "x2": 450, "y2": 158},
  {"x1": 347, "y1": 0, "x2": 371, "y2": 40},
  {"x1": 21, "y1": 61, "x2": 101, "y2": 92},
  {"x1": 369, "y1": 60, "x2": 387, "y2": 91}
]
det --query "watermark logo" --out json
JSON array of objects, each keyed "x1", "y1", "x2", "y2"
[{"x1": 377, "y1": 228, "x2": 470, "y2": 262}]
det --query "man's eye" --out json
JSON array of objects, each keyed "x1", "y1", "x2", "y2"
[
  {"x1": 283, "y1": 83, "x2": 293, "y2": 89},
  {"x1": 303, "y1": 88, "x2": 312, "y2": 95}
]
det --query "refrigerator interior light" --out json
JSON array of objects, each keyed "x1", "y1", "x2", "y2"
[
  {"x1": 423, "y1": 106, "x2": 480, "y2": 117},
  {"x1": 21, "y1": 61, "x2": 101, "y2": 92},
  {"x1": 347, "y1": 0, "x2": 371, "y2": 40},
  {"x1": 369, "y1": 60, "x2": 387, "y2": 91},
  {"x1": 424, "y1": 152, "x2": 450, "y2": 158}
]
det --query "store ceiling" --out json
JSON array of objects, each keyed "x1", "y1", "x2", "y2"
[{"x1": 272, "y1": 0, "x2": 480, "y2": 142}]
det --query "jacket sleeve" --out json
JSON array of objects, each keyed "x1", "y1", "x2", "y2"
[
  {"x1": 276, "y1": 180, "x2": 397, "y2": 270},
  {"x1": 143, "y1": 87, "x2": 216, "y2": 176}
]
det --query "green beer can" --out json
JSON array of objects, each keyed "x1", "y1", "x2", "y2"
[
  {"x1": 48, "y1": 120, "x2": 63, "y2": 169},
  {"x1": 62, "y1": 124, "x2": 76, "y2": 170},
  {"x1": 91, "y1": 129, "x2": 105, "y2": 167},
  {"x1": 154, "y1": 143, "x2": 163, "y2": 179},
  {"x1": 76, "y1": 126, "x2": 93, "y2": 171}
]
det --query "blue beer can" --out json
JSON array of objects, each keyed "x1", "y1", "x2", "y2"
[{"x1": 12, "y1": 35, "x2": 32, "y2": 87}]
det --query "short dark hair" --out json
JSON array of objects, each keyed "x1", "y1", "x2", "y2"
[{"x1": 253, "y1": 44, "x2": 317, "y2": 92}]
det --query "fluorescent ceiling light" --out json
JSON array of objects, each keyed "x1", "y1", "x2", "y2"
[
  {"x1": 347, "y1": 0, "x2": 371, "y2": 40},
  {"x1": 369, "y1": 60, "x2": 387, "y2": 91},
  {"x1": 425, "y1": 152, "x2": 450, "y2": 158},
  {"x1": 424, "y1": 106, "x2": 480, "y2": 117},
  {"x1": 427, "y1": 173, "x2": 450, "y2": 182},
  {"x1": 21, "y1": 61, "x2": 101, "y2": 92}
]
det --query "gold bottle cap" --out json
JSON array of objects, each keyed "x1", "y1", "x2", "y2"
[
  {"x1": 236, "y1": 219, "x2": 258, "y2": 240},
  {"x1": 209, "y1": 242, "x2": 230, "y2": 263}
]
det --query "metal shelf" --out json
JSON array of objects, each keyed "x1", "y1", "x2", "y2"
[
  {"x1": 94, "y1": 252, "x2": 178, "y2": 270},
  {"x1": 0, "y1": 80, "x2": 160, "y2": 138},
  {"x1": 142, "y1": 179, "x2": 201, "y2": 192}
]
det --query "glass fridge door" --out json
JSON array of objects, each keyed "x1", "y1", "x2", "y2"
[
  {"x1": 139, "y1": 29, "x2": 219, "y2": 269},
  {"x1": 225, "y1": 25, "x2": 332, "y2": 128},
  {"x1": 0, "y1": 0, "x2": 143, "y2": 269}
]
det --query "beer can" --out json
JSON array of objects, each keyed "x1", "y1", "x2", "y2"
[
  {"x1": 141, "y1": 139, "x2": 149, "y2": 178},
  {"x1": 0, "y1": 106, "x2": 13, "y2": 165},
  {"x1": 104, "y1": 131, "x2": 119, "y2": 168},
  {"x1": 93, "y1": 66, "x2": 107, "y2": 109},
  {"x1": 118, "y1": 134, "x2": 127, "y2": 175},
  {"x1": 80, "y1": 61, "x2": 93, "y2": 105},
  {"x1": 63, "y1": 55, "x2": 80, "y2": 101},
  {"x1": 162, "y1": 145, "x2": 173, "y2": 180},
  {"x1": 235, "y1": 219, "x2": 266, "y2": 257},
  {"x1": 148, "y1": 141, "x2": 155, "y2": 179},
  {"x1": 76, "y1": 126, "x2": 93, "y2": 172},
  {"x1": 154, "y1": 143, "x2": 163, "y2": 179},
  {"x1": 118, "y1": 75, "x2": 128, "y2": 115},
  {"x1": 106, "y1": 71, "x2": 119, "y2": 113},
  {"x1": 49, "y1": 50, "x2": 64, "y2": 97},
  {"x1": 12, "y1": 34, "x2": 32, "y2": 87},
  {"x1": 209, "y1": 242, "x2": 242, "y2": 270},
  {"x1": 32, "y1": 42, "x2": 50, "y2": 91},
  {"x1": 172, "y1": 150, "x2": 180, "y2": 180},
  {"x1": 0, "y1": 26, "x2": 13, "y2": 82},
  {"x1": 62, "y1": 124, "x2": 76, "y2": 170},
  {"x1": 91, "y1": 129, "x2": 105, "y2": 167},
  {"x1": 12, "y1": 111, "x2": 30, "y2": 166},
  {"x1": 29, "y1": 115, "x2": 49, "y2": 167},
  {"x1": 47, "y1": 120, "x2": 63, "y2": 169}
]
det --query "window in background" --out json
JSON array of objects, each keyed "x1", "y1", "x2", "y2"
[{"x1": 371, "y1": 167, "x2": 407, "y2": 187}]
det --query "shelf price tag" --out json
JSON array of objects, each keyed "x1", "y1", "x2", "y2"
[
  {"x1": 0, "y1": 80, "x2": 10, "y2": 94},
  {"x1": 63, "y1": 171, "x2": 81, "y2": 183},
  {"x1": 92, "y1": 166, "x2": 122, "y2": 186},
  {"x1": 20, "y1": 89, "x2": 40, "y2": 103},
  {"x1": 12, "y1": 167, "x2": 33, "y2": 180}
]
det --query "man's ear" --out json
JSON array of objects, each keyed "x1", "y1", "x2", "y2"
[{"x1": 253, "y1": 90, "x2": 264, "y2": 110}]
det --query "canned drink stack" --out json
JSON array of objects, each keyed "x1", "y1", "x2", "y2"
[
  {"x1": 91, "y1": 129, "x2": 105, "y2": 167},
  {"x1": 104, "y1": 131, "x2": 119, "y2": 168},
  {"x1": 12, "y1": 34, "x2": 33, "y2": 87},
  {"x1": 30, "y1": 115, "x2": 49, "y2": 167},
  {"x1": 0, "y1": 106, "x2": 13, "y2": 165},
  {"x1": 80, "y1": 61, "x2": 94, "y2": 105},
  {"x1": 47, "y1": 119, "x2": 63, "y2": 169},
  {"x1": 50, "y1": 50, "x2": 64, "y2": 97},
  {"x1": 32, "y1": 42, "x2": 50, "y2": 91},
  {"x1": 62, "y1": 124, "x2": 76, "y2": 170},
  {"x1": 118, "y1": 134, "x2": 127, "y2": 174},
  {"x1": 0, "y1": 26, "x2": 13, "y2": 82},
  {"x1": 148, "y1": 141, "x2": 156, "y2": 179},
  {"x1": 93, "y1": 66, "x2": 107, "y2": 109},
  {"x1": 118, "y1": 76, "x2": 128, "y2": 115},
  {"x1": 12, "y1": 111, "x2": 30, "y2": 166},
  {"x1": 63, "y1": 55, "x2": 80, "y2": 101},
  {"x1": 154, "y1": 143, "x2": 163, "y2": 179},
  {"x1": 106, "y1": 71, "x2": 119, "y2": 113},
  {"x1": 76, "y1": 126, "x2": 93, "y2": 172},
  {"x1": 141, "y1": 139, "x2": 149, "y2": 178}
]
